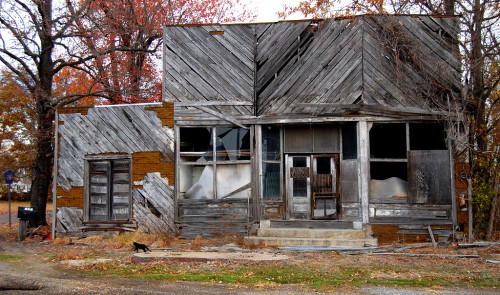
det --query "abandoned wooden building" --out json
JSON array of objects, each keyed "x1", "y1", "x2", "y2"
[{"x1": 54, "y1": 15, "x2": 464, "y2": 246}]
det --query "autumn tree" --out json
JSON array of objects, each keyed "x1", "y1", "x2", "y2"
[
  {"x1": 0, "y1": 0, "x2": 253, "y2": 226},
  {"x1": 280, "y1": 0, "x2": 500, "y2": 239},
  {"x1": 0, "y1": 70, "x2": 36, "y2": 196},
  {"x1": 69, "y1": 0, "x2": 254, "y2": 104}
]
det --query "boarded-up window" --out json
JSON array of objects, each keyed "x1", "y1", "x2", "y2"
[
  {"x1": 86, "y1": 158, "x2": 131, "y2": 222},
  {"x1": 408, "y1": 150, "x2": 451, "y2": 204}
]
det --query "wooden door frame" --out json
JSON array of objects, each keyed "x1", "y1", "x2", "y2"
[
  {"x1": 285, "y1": 154, "x2": 341, "y2": 220},
  {"x1": 311, "y1": 154, "x2": 340, "y2": 220}
]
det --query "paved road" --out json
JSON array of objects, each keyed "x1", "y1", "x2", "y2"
[{"x1": 0, "y1": 214, "x2": 17, "y2": 224}]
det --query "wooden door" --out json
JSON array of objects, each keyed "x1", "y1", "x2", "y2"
[
  {"x1": 286, "y1": 155, "x2": 310, "y2": 219},
  {"x1": 311, "y1": 155, "x2": 339, "y2": 219}
]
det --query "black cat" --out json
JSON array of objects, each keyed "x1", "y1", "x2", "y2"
[{"x1": 133, "y1": 241, "x2": 150, "y2": 252}]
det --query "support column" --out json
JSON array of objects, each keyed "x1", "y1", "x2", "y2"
[{"x1": 358, "y1": 121, "x2": 370, "y2": 224}]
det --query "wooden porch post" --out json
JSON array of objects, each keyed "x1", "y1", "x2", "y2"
[{"x1": 358, "y1": 121, "x2": 370, "y2": 224}]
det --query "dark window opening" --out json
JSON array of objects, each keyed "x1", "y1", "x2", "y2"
[
  {"x1": 180, "y1": 127, "x2": 212, "y2": 153},
  {"x1": 263, "y1": 163, "x2": 280, "y2": 200},
  {"x1": 293, "y1": 156, "x2": 307, "y2": 167},
  {"x1": 342, "y1": 122, "x2": 357, "y2": 159},
  {"x1": 370, "y1": 162, "x2": 407, "y2": 181},
  {"x1": 262, "y1": 126, "x2": 280, "y2": 161},
  {"x1": 370, "y1": 123, "x2": 406, "y2": 159},
  {"x1": 293, "y1": 178, "x2": 308, "y2": 197},
  {"x1": 316, "y1": 157, "x2": 331, "y2": 174},
  {"x1": 409, "y1": 122, "x2": 447, "y2": 150}
]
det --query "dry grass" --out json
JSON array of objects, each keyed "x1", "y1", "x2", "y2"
[{"x1": 0, "y1": 219, "x2": 498, "y2": 290}]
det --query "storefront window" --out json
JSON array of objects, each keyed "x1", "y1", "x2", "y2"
[{"x1": 262, "y1": 126, "x2": 281, "y2": 200}]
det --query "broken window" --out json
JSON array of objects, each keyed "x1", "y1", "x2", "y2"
[
  {"x1": 369, "y1": 121, "x2": 450, "y2": 204},
  {"x1": 85, "y1": 157, "x2": 131, "y2": 222},
  {"x1": 179, "y1": 127, "x2": 251, "y2": 200},
  {"x1": 262, "y1": 126, "x2": 281, "y2": 200},
  {"x1": 369, "y1": 123, "x2": 408, "y2": 203}
]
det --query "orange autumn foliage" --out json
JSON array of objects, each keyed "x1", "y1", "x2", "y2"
[{"x1": 65, "y1": 0, "x2": 254, "y2": 105}]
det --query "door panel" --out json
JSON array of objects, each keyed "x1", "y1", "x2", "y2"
[
  {"x1": 286, "y1": 156, "x2": 310, "y2": 219},
  {"x1": 311, "y1": 155, "x2": 339, "y2": 219},
  {"x1": 286, "y1": 154, "x2": 340, "y2": 220}
]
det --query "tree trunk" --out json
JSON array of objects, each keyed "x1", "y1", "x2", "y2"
[
  {"x1": 30, "y1": 102, "x2": 54, "y2": 227},
  {"x1": 30, "y1": 0, "x2": 55, "y2": 227},
  {"x1": 486, "y1": 175, "x2": 499, "y2": 240}
]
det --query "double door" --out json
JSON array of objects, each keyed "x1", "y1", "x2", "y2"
[{"x1": 286, "y1": 154, "x2": 339, "y2": 220}]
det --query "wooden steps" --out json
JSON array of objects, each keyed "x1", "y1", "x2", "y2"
[{"x1": 245, "y1": 220, "x2": 377, "y2": 248}]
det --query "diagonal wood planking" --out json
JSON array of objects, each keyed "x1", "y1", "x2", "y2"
[
  {"x1": 164, "y1": 25, "x2": 255, "y2": 117},
  {"x1": 164, "y1": 15, "x2": 461, "y2": 120},
  {"x1": 58, "y1": 105, "x2": 173, "y2": 189}
]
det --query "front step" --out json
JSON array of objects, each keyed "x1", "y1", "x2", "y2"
[
  {"x1": 245, "y1": 220, "x2": 378, "y2": 248},
  {"x1": 245, "y1": 236, "x2": 378, "y2": 247},
  {"x1": 258, "y1": 228, "x2": 366, "y2": 239}
]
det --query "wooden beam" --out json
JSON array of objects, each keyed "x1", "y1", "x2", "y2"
[
  {"x1": 358, "y1": 121, "x2": 370, "y2": 224},
  {"x1": 176, "y1": 101, "x2": 253, "y2": 107},
  {"x1": 292, "y1": 103, "x2": 459, "y2": 117},
  {"x1": 428, "y1": 225, "x2": 437, "y2": 248},
  {"x1": 220, "y1": 183, "x2": 251, "y2": 199},
  {"x1": 197, "y1": 105, "x2": 248, "y2": 129}
]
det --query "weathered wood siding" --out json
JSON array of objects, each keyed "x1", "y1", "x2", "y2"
[
  {"x1": 361, "y1": 16, "x2": 460, "y2": 109},
  {"x1": 255, "y1": 19, "x2": 364, "y2": 115},
  {"x1": 408, "y1": 150, "x2": 452, "y2": 205},
  {"x1": 164, "y1": 24, "x2": 255, "y2": 125},
  {"x1": 163, "y1": 16, "x2": 461, "y2": 237},
  {"x1": 165, "y1": 15, "x2": 460, "y2": 123},
  {"x1": 177, "y1": 198, "x2": 254, "y2": 238},
  {"x1": 56, "y1": 103, "x2": 175, "y2": 235}
]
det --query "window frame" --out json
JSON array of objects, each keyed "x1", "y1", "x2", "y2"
[
  {"x1": 83, "y1": 154, "x2": 132, "y2": 224},
  {"x1": 261, "y1": 125, "x2": 283, "y2": 201},
  {"x1": 178, "y1": 126, "x2": 251, "y2": 200}
]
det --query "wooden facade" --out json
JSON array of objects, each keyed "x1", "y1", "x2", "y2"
[
  {"x1": 55, "y1": 15, "x2": 463, "y2": 242},
  {"x1": 54, "y1": 103, "x2": 175, "y2": 235},
  {"x1": 165, "y1": 15, "x2": 462, "y2": 241}
]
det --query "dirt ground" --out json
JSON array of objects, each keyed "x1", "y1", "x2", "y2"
[{"x1": 0, "y1": 216, "x2": 499, "y2": 294}]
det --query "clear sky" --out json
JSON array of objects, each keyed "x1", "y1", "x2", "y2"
[{"x1": 250, "y1": 0, "x2": 303, "y2": 22}]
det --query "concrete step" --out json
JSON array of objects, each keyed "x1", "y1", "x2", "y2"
[
  {"x1": 244, "y1": 236, "x2": 378, "y2": 247},
  {"x1": 257, "y1": 228, "x2": 367, "y2": 239},
  {"x1": 266, "y1": 220, "x2": 354, "y2": 229}
]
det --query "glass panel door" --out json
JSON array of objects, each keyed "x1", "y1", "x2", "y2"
[{"x1": 286, "y1": 155, "x2": 310, "y2": 219}]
